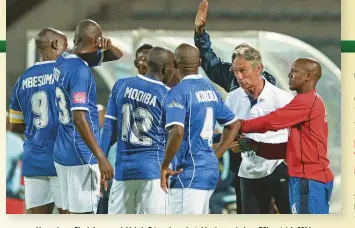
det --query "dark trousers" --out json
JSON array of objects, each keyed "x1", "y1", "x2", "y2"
[
  {"x1": 240, "y1": 162, "x2": 290, "y2": 214},
  {"x1": 96, "y1": 180, "x2": 113, "y2": 214},
  {"x1": 234, "y1": 175, "x2": 243, "y2": 214},
  {"x1": 230, "y1": 152, "x2": 243, "y2": 214}
]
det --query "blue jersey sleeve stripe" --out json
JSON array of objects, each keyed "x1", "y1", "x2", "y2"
[
  {"x1": 165, "y1": 121, "x2": 184, "y2": 129},
  {"x1": 219, "y1": 116, "x2": 238, "y2": 127},
  {"x1": 105, "y1": 114, "x2": 118, "y2": 121},
  {"x1": 71, "y1": 107, "x2": 89, "y2": 111}
]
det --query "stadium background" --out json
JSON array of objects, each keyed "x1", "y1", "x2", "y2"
[{"x1": 6, "y1": 0, "x2": 340, "y2": 214}]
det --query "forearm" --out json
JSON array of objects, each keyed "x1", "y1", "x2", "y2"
[
  {"x1": 100, "y1": 118, "x2": 118, "y2": 157},
  {"x1": 73, "y1": 113, "x2": 105, "y2": 160},
  {"x1": 240, "y1": 118, "x2": 270, "y2": 134},
  {"x1": 162, "y1": 129, "x2": 184, "y2": 168},
  {"x1": 104, "y1": 45, "x2": 123, "y2": 62},
  {"x1": 212, "y1": 133, "x2": 221, "y2": 150},
  {"x1": 194, "y1": 29, "x2": 232, "y2": 91},
  {"x1": 215, "y1": 121, "x2": 241, "y2": 158}
]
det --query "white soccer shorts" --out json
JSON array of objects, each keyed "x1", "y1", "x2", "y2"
[
  {"x1": 169, "y1": 188, "x2": 214, "y2": 214},
  {"x1": 24, "y1": 176, "x2": 62, "y2": 210},
  {"x1": 108, "y1": 179, "x2": 168, "y2": 214},
  {"x1": 54, "y1": 163, "x2": 101, "y2": 213}
]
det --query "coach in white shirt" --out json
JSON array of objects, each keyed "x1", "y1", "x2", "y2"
[{"x1": 225, "y1": 45, "x2": 293, "y2": 214}]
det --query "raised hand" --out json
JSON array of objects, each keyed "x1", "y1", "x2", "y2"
[{"x1": 194, "y1": 0, "x2": 209, "y2": 34}]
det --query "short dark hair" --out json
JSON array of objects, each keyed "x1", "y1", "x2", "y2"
[{"x1": 135, "y1": 44, "x2": 153, "y2": 58}]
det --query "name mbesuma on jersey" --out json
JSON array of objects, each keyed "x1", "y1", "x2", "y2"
[
  {"x1": 22, "y1": 74, "x2": 55, "y2": 89},
  {"x1": 124, "y1": 87, "x2": 157, "y2": 107},
  {"x1": 195, "y1": 90, "x2": 218, "y2": 103}
]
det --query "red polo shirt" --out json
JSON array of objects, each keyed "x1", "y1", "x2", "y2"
[{"x1": 241, "y1": 90, "x2": 334, "y2": 183}]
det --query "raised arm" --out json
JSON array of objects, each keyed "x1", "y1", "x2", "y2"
[{"x1": 194, "y1": 0, "x2": 233, "y2": 91}]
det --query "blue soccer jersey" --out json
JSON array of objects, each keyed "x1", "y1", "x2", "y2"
[
  {"x1": 165, "y1": 74, "x2": 237, "y2": 190},
  {"x1": 104, "y1": 74, "x2": 170, "y2": 181},
  {"x1": 53, "y1": 52, "x2": 100, "y2": 166},
  {"x1": 9, "y1": 61, "x2": 59, "y2": 177}
]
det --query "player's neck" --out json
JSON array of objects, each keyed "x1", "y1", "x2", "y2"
[
  {"x1": 39, "y1": 53, "x2": 57, "y2": 62},
  {"x1": 178, "y1": 69, "x2": 198, "y2": 80},
  {"x1": 297, "y1": 83, "x2": 316, "y2": 94},
  {"x1": 146, "y1": 71, "x2": 163, "y2": 82},
  {"x1": 71, "y1": 42, "x2": 96, "y2": 55}
]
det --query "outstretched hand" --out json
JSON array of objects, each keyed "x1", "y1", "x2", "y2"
[{"x1": 194, "y1": 0, "x2": 209, "y2": 33}]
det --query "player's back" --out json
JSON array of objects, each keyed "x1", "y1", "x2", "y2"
[
  {"x1": 9, "y1": 61, "x2": 58, "y2": 176},
  {"x1": 53, "y1": 52, "x2": 100, "y2": 166},
  {"x1": 166, "y1": 75, "x2": 236, "y2": 190},
  {"x1": 109, "y1": 74, "x2": 169, "y2": 181}
]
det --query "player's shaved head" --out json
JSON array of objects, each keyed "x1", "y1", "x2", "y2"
[
  {"x1": 174, "y1": 43, "x2": 200, "y2": 78},
  {"x1": 288, "y1": 57, "x2": 322, "y2": 93},
  {"x1": 146, "y1": 47, "x2": 174, "y2": 83},
  {"x1": 35, "y1": 28, "x2": 67, "y2": 61},
  {"x1": 295, "y1": 58, "x2": 322, "y2": 81},
  {"x1": 74, "y1": 19, "x2": 102, "y2": 45},
  {"x1": 147, "y1": 47, "x2": 170, "y2": 72},
  {"x1": 35, "y1": 28, "x2": 66, "y2": 51}
]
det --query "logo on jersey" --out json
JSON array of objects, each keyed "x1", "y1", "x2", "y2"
[
  {"x1": 72, "y1": 92, "x2": 86, "y2": 104},
  {"x1": 167, "y1": 101, "x2": 184, "y2": 109},
  {"x1": 54, "y1": 67, "x2": 60, "y2": 82}
]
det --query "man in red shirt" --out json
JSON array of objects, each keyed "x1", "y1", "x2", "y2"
[{"x1": 239, "y1": 58, "x2": 334, "y2": 214}]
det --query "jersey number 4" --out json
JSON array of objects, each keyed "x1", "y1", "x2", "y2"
[
  {"x1": 121, "y1": 103, "x2": 153, "y2": 146},
  {"x1": 200, "y1": 107, "x2": 214, "y2": 147}
]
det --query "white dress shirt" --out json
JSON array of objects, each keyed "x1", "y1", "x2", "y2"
[{"x1": 225, "y1": 79, "x2": 294, "y2": 179}]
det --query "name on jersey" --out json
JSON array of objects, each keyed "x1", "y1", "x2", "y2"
[
  {"x1": 195, "y1": 90, "x2": 218, "y2": 103},
  {"x1": 124, "y1": 87, "x2": 157, "y2": 107},
  {"x1": 22, "y1": 74, "x2": 54, "y2": 89}
]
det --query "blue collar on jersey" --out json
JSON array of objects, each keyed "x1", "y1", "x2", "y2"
[{"x1": 62, "y1": 51, "x2": 89, "y2": 66}]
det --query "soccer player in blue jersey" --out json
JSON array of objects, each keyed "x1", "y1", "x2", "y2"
[
  {"x1": 161, "y1": 43, "x2": 241, "y2": 214},
  {"x1": 100, "y1": 47, "x2": 175, "y2": 214},
  {"x1": 8, "y1": 28, "x2": 68, "y2": 214},
  {"x1": 134, "y1": 43, "x2": 153, "y2": 75},
  {"x1": 53, "y1": 20, "x2": 115, "y2": 214}
]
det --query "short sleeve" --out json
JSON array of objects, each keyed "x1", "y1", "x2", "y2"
[
  {"x1": 9, "y1": 80, "x2": 24, "y2": 124},
  {"x1": 216, "y1": 93, "x2": 237, "y2": 127},
  {"x1": 69, "y1": 67, "x2": 92, "y2": 111},
  {"x1": 105, "y1": 83, "x2": 119, "y2": 121},
  {"x1": 165, "y1": 89, "x2": 187, "y2": 130}
]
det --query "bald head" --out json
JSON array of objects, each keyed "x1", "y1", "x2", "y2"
[
  {"x1": 174, "y1": 43, "x2": 200, "y2": 77},
  {"x1": 146, "y1": 47, "x2": 174, "y2": 82},
  {"x1": 35, "y1": 28, "x2": 67, "y2": 61},
  {"x1": 288, "y1": 57, "x2": 322, "y2": 93},
  {"x1": 35, "y1": 28, "x2": 66, "y2": 51},
  {"x1": 175, "y1": 43, "x2": 200, "y2": 66},
  {"x1": 74, "y1": 19, "x2": 102, "y2": 46},
  {"x1": 147, "y1": 47, "x2": 170, "y2": 71},
  {"x1": 295, "y1": 58, "x2": 322, "y2": 81}
]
